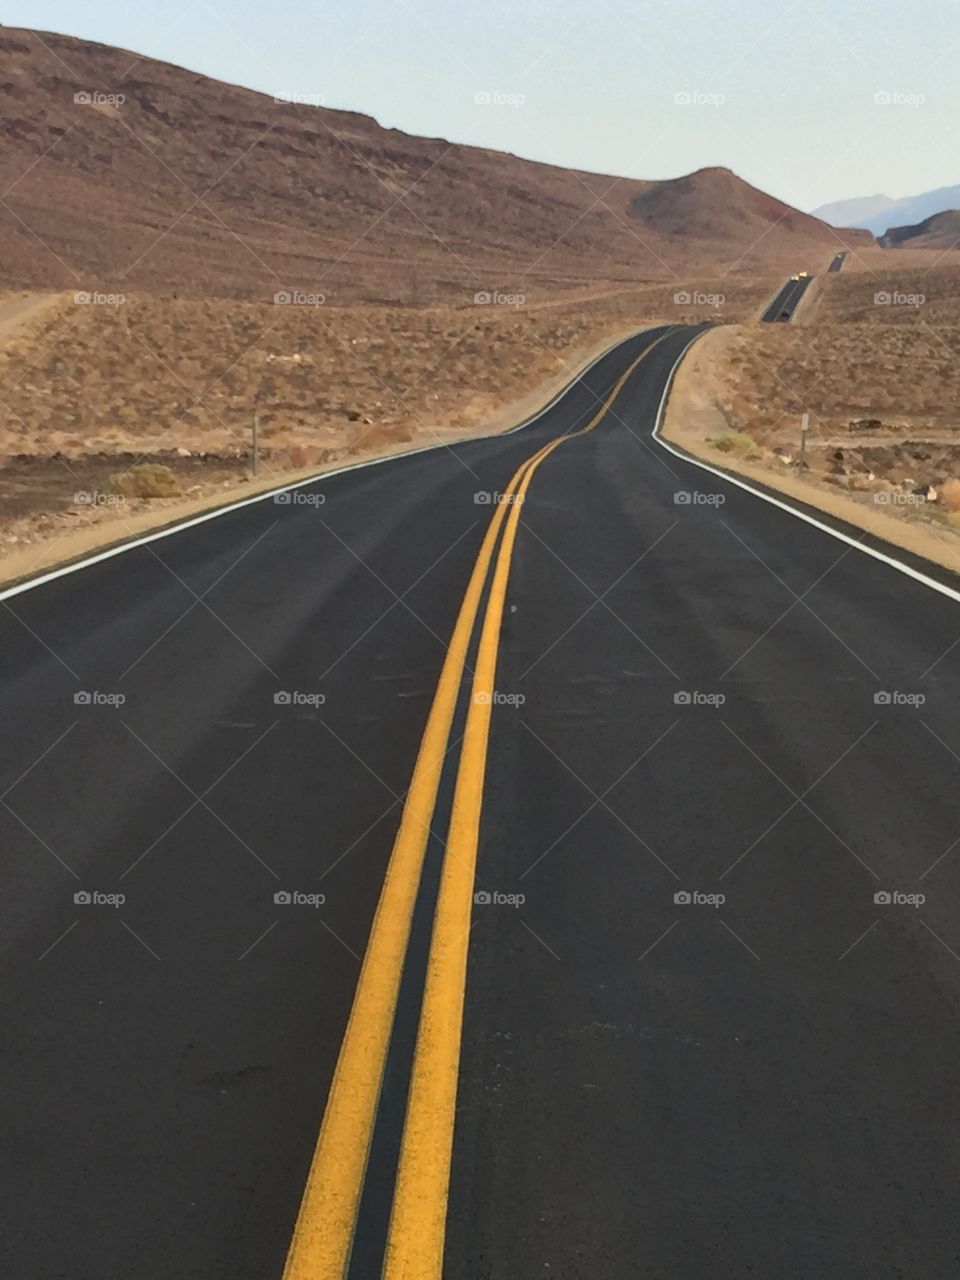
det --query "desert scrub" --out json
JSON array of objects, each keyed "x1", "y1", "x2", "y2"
[
  {"x1": 107, "y1": 463, "x2": 182, "y2": 498},
  {"x1": 712, "y1": 431, "x2": 763, "y2": 459}
]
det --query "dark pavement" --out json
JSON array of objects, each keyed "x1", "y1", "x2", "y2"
[
  {"x1": 3, "y1": 323, "x2": 960, "y2": 1277},
  {"x1": 762, "y1": 274, "x2": 815, "y2": 321}
]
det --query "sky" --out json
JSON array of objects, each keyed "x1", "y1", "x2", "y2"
[{"x1": 9, "y1": 0, "x2": 960, "y2": 211}]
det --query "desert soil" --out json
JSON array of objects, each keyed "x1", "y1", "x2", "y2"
[{"x1": 663, "y1": 323, "x2": 960, "y2": 579}]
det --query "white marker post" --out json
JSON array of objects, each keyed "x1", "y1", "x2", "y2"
[{"x1": 799, "y1": 412, "x2": 809, "y2": 469}]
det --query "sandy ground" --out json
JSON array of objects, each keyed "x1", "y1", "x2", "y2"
[
  {"x1": 662, "y1": 325, "x2": 960, "y2": 578},
  {"x1": 0, "y1": 291, "x2": 61, "y2": 343}
]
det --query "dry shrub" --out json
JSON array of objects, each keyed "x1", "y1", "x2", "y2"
[
  {"x1": 940, "y1": 478, "x2": 960, "y2": 511},
  {"x1": 107, "y1": 463, "x2": 181, "y2": 498},
  {"x1": 713, "y1": 431, "x2": 761, "y2": 458}
]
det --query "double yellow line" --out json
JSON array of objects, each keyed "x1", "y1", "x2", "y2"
[{"x1": 282, "y1": 334, "x2": 667, "y2": 1280}]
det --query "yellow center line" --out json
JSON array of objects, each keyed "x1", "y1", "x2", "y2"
[
  {"x1": 382, "y1": 333, "x2": 670, "y2": 1278},
  {"x1": 281, "y1": 438, "x2": 556, "y2": 1280}
]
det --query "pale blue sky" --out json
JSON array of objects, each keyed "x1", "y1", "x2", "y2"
[{"x1": 9, "y1": 0, "x2": 960, "y2": 210}]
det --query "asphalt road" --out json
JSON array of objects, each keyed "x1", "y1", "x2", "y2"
[
  {"x1": 762, "y1": 274, "x2": 815, "y2": 321},
  {"x1": 828, "y1": 250, "x2": 849, "y2": 272},
  {"x1": 4, "y1": 323, "x2": 960, "y2": 1278}
]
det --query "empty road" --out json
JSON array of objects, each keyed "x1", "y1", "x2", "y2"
[{"x1": 3, "y1": 323, "x2": 960, "y2": 1278}]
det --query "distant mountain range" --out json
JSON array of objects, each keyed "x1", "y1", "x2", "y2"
[{"x1": 813, "y1": 185, "x2": 960, "y2": 236}]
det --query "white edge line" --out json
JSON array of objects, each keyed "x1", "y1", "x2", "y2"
[
  {"x1": 0, "y1": 326, "x2": 660, "y2": 604},
  {"x1": 650, "y1": 332, "x2": 960, "y2": 610}
]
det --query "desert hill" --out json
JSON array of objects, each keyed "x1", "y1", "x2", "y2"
[
  {"x1": 0, "y1": 27, "x2": 867, "y2": 301},
  {"x1": 629, "y1": 167, "x2": 872, "y2": 251},
  {"x1": 880, "y1": 210, "x2": 960, "y2": 251}
]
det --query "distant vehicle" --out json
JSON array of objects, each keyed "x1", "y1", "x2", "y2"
[
  {"x1": 798, "y1": 270, "x2": 809, "y2": 278},
  {"x1": 790, "y1": 274, "x2": 800, "y2": 281},
  {"x1": 780, "y1": 308, "x2": 791, "y2": 319}
]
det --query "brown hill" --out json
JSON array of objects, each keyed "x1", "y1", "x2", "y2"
[
  {"x1": 880, "y1": 210, "x2": 960, "y2": 251},
  {"x1": 0, "y1": 27, "x2": 867, "y2": 301},
  {"x1": 628, "y1": 167, "x2": 872, "y2": 250}
]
